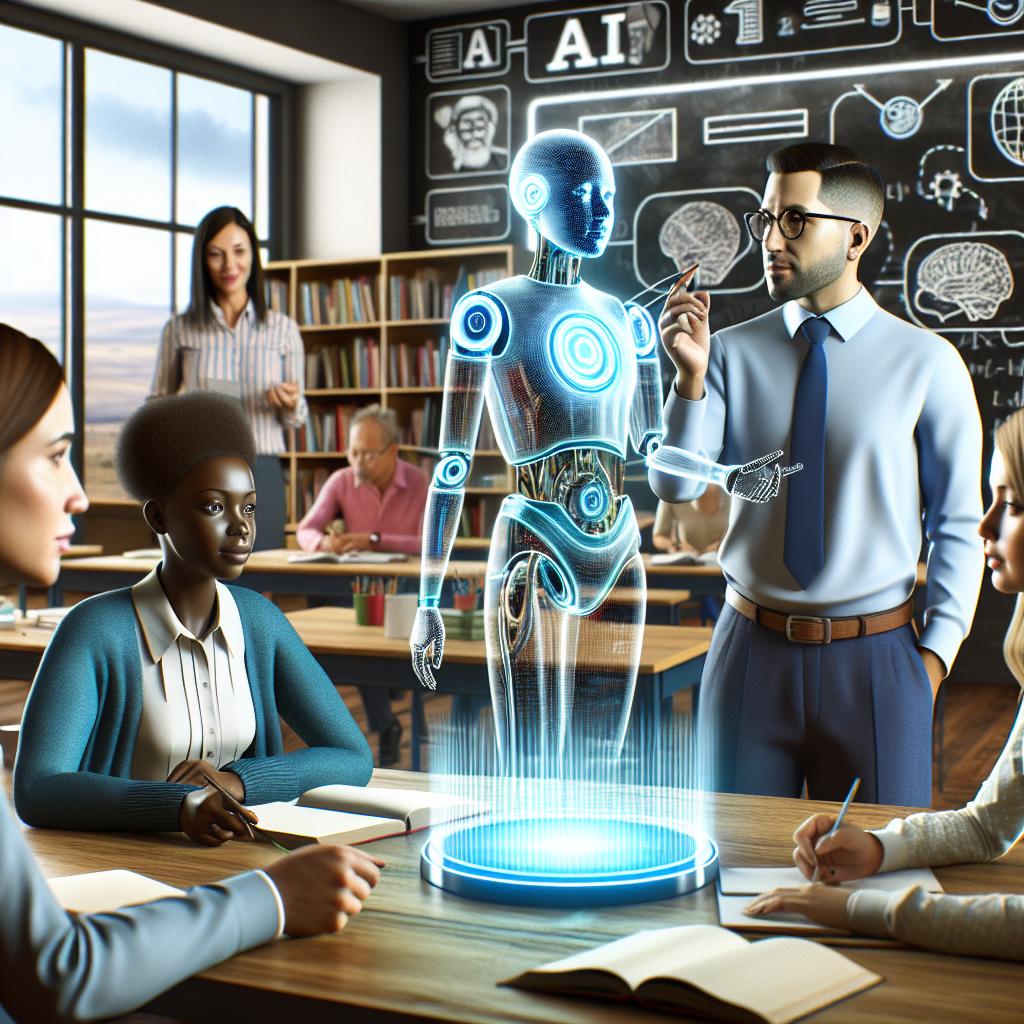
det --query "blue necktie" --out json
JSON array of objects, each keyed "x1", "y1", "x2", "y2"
[{"x1": 784, "y1": 316, "x2": 830, "y2": 589}]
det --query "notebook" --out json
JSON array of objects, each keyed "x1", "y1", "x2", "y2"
[
  {"x1": 247, "y1": 784, "x2": 483, "y2": 848},
  {"x1": 48, "y1": 870, "x2": 183, "y2": 914},
  {"x1": 502, "y1": 924, "x2": 882, "y2": 1024}
]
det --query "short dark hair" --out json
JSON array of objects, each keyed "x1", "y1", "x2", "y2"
[
  {"x1": 0, "y1": 324, "x2": 64, "y2": 459},
  {"x1": 765, "y1": 143, "x2": 884, "y2": 233},
  {"x1": 187, "y1": 206, "x2": 267, "y2": 327},
  {"x1": 117, "y1": 392, "x2": 257, "y2": 502}
]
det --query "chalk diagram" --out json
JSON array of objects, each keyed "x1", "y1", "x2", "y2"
[
  {"x1": 955, "y1": 0, "x2": 1024, "y2": 26},
  {"x1": 905, "y1": 232, "x2": 1024, "y2": 334},
  {"x1": 634, "y1": 188, "x2": 761, "y2": 295},
  {"x1": 830, "y1": 79, "x2": 951, "y2": 140},
  {"x1": 916, "y1": 242, "x2": 1012, "y2": 321},
  {"x1": 969, "y1": 72, "x2": 1024, "y2": 181},
  {"x1": 916, "y1": 145, "x2": 989, "y2": 218},
  {"x1": 427, "y1": 86, "x2": 510, "y2": 180},
  {"x1": 579, "y1": 108, "x2": 676, "y2": 166}
]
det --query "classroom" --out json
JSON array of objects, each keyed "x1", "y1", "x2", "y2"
[{"x1": 1, "y1": 0, "x2": 1023, "y2": 1021}]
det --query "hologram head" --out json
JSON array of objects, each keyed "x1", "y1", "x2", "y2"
[{"x1": 509, "y1": 129, "x2": 615, "y2": 258}]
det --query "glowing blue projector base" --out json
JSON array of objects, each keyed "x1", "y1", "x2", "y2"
[{"x1": 421, "y1": 817, "x2": 718, "y2": 907}]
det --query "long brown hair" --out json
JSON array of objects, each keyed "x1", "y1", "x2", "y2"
[
  {"x1": 186, "y1": 206, "x2": 268, "y2": 327},
  {"x1": 995, "y1": 411, "x2": 1024, "y2": 686},
  {"x1": 0, "y1": 324, "x2": 63, "y2": 459}
]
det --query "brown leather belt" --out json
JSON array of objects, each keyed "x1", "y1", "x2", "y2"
[{"x1": 725, "y1": 587, "x2": 913, "y2": 645}]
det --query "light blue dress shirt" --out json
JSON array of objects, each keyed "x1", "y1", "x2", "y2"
[{"x1": 650, "y1": 287, "x2": 984, "y2": 671}]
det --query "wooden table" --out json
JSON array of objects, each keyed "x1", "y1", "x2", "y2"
[
  {"x1": 17, "y1": 544, "x2": 105, "y2": 611},
  {"x1": 16, "y1": 770, "x2": 1024, "y2": 1023},
  {"x1": 52, "y1": 550, "x2": 488, "y2": 604},
  {"x1": 0, "y1": 623, "x2": 60, "y2": 680},
  {"x1": 287, "y1": 607, "x2": 712, "y2": 770}
]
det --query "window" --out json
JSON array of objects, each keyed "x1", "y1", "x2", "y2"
[{"x1": 0, "y1": 14, "x2": 288, "y2": 501}]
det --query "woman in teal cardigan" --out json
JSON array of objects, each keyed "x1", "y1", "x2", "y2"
[
  {"x1": 14, "y1": 390, "x2": 373, "y2": 844},
  {"x1": 0, "y1": 325, "x2": 380, "y2": 1023}
]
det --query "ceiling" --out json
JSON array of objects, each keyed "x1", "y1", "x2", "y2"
[{"x1": 341, "y1": 0, "x2": 542, "y2": 21}]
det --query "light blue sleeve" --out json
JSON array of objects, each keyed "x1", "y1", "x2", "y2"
[
  {"x1": 0, "y1": 791, "x2": 279, "y2": 1023},
  {"x1": 915, "y1": 339, "x2": 985, "y2": 671},
  {"x1": 648, "y1": 331, "x2": 728, "y2": 502}
]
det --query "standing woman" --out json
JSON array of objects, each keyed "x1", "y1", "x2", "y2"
[
  {"x1": 0, "y1": 325, "x2": 380, "y2": 1022},
  {"x1": 152, "y1": 206, "x2": 304, "y2": 549}
]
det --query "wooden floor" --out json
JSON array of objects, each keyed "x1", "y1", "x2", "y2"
[{"x1": 2, "y1": 671, "x2": 1017, "y2": 811}]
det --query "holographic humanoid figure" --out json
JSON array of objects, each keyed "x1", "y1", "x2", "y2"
[{"x1": 410, "y1": 130, "x2": 790, "y2": 777}]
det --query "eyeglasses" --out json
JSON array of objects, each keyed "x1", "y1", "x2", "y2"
[
  {"x1": 347, "y1": 446, "x2": 390, "y2": 463},
  {"x1": 744, "y1": 208, "x2": 863, "y2": 242}
]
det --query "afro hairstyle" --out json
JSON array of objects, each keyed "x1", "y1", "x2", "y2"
[{"x1": 117, "y1": 392, "x2": 257, "y2": 502}]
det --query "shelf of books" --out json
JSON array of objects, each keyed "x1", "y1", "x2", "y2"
[{"x1": 265, "y1": 245, "x2": 514, "y2": 543}]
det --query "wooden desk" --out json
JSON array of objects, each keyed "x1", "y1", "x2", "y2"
[
  {"x1": 16, "y1": 771, "x2": 1024, "y2": 1023},
  {"x1": 287, "y1": 607, "x2": 712, "y2": 770},
  {"x1": 17, "y1": 544, "x2": 105, "y2": 611},
  {"x1": 0, "y1": 623, "x2": 58, "y2": 679}
]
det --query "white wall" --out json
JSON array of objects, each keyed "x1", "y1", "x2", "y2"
[{"x1": 296, "y1": 75, "x2": 382, "y2": 259}]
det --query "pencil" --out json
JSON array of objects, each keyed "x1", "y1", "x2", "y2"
[{"x1": 198, "y1": 767, "x2": 290, "y2": 854}]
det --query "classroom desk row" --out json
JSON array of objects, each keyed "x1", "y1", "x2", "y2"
[
  {"x1": 14, "y1": 769, "x2": 1024, "y2": 1024},
  {"x1": 0, "y1": 609, "x2": 712, "y2": 772}
]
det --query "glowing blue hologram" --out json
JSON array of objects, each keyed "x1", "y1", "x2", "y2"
[
  {"x1": 434, "y1": 453, "x2": 470, "y2": 489},
  {"x1": 648, "y1": 445, "x2": 802, "y2": 504},
  {"x1": 421, "y1": 817, "x2": 718, "y2": 907},
  {"x1": 548, "y1": 312, "x2": 620, "y2": 393},
  {"x1": 517, "y1": 173, "x2": 549, "y2": 216},
  {"x1": 452, "y1": 291, "x2": 507, "y2": 356},
  {"x1": 625, "y1": 301, "x2": 658, "y2": 359},
  {"x1": 577, "y1": 480, "x2": 609, "y2": 521}
]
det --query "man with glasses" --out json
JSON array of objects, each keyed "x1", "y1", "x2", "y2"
[
  {"x1": 649, "y1": 142, "x2": 983, "y2": 806},
  {"x1": 296, "y1": 404, "x2": 429, "y2": 765}
]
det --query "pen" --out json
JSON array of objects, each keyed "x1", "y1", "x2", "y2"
[
  {"x1": 811, "y1": 776, "x2": 861, "y2": 883},
  {"x1": 198, "y1": 767, "x2": 291, "y2": 854}
]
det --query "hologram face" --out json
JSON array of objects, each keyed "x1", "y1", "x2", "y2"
[{"x1": 509, "y1": 130, "x2": 615, "y2": 259}]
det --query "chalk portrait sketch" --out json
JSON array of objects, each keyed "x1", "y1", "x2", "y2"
[{"x1": 427, "y1": 86, "x2": 510, "y2": 179}]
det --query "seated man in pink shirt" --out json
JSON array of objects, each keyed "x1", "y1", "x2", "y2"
[{"x1": 296, "y1": 405, "x2": 429, "y2": 765}]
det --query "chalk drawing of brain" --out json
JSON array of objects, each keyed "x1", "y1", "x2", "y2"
[
  {"x1": 915, "y1": 242, "x2": 1014, "y2": 323},
  {"x1": 658, "y1": 201, "x2": 742, "y2": 286}
]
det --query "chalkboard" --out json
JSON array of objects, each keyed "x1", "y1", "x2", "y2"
[{"x1": 409, "y1": 1, "x2": 1024, "y2": 684}]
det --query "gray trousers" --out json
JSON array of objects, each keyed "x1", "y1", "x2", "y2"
[{"x1": 697, "y1": 603, "x2": 933, "y2": 806}]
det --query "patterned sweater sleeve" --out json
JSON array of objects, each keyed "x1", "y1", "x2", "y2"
[{"x1": 846, "y1": 696, "x2": 1024, "y2": 960}]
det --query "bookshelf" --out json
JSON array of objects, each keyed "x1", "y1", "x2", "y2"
[{"x1": 264, "y1": 244, "x2": 515, "y2": 544}]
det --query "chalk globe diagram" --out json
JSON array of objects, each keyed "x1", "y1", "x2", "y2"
[
  {"x1": 991, "y1": 77, "x2": 1024, "y2": 167},
  {"x1": 881, "y1": 96, "x2": 922, "y2": 139}
]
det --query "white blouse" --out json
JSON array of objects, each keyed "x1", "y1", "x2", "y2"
[{"x1": 129, "y1": 569, "x2": 256, "y2": 782}]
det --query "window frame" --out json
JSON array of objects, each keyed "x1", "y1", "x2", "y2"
[{"x1": 0, "y1": 4, "x2": 294, "y2": 495}]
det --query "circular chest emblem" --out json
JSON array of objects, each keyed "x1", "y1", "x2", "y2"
[{"x1": 547, "y1": 312, "x2": 620, "y2": 393}]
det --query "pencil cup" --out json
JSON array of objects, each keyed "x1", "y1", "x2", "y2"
[
  {"x1": 453, "y1": 592, "x2": 478, "y2": 612},
  {"x1": 367, "y1": 593, "x2": 385, "y2": 626},
  {"x1": 353, "y1": 593, "x2": 371, "y2": 626},
  {"x1": 384, "y1": 593, "x2": 419, "y2": 639}
]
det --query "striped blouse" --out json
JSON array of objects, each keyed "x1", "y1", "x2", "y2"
[{"x1": 151, "y1": 300, "x2": 307, "y2": 455}]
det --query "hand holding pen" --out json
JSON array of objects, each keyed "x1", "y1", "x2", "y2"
[{"x1": 792, "y1": 777, "x2": 884, "y2": 884}]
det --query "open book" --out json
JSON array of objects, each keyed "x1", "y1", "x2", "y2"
[
  {"x1": 287, "y1": 551, "x2": 407, "y2": 564},
  {"x1": 48, "y1": 870, "x2": 183, "y2": 914},
  {"x1": 503, "y1": 924, "x2": 881, "y2": 1024},
  {"x1": 650, "y1": 549, "x2": 720, "y2": 567},
  {"x1": 247, "y1": 784, "x2": 482, "y2": 849}
]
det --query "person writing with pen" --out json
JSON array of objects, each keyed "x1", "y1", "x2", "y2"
[
  {"x1": 745, "y1": 409, "x2": 1024, "y2": 962},
  {"x1": 0, "y1": 326, "x2": 381, "y2": 1023}
]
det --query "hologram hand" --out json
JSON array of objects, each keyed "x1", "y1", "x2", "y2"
[
  {"x1": 410, "y1": 606, "x2": 446, "y2": 690},
  {"x1": 646, "y1": 445, "x2": 801, "y2": 504}
]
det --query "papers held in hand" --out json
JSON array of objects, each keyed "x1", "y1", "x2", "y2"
[
  {"x1": 503, "y1": 924, "x2": 881, "y2": 1024},
  {"x1": 246, "y1": 784, "x2": 484, "y2": 849},
  {"x1": 287, "y1": 551, "x2": 407, "y2": 564}
]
